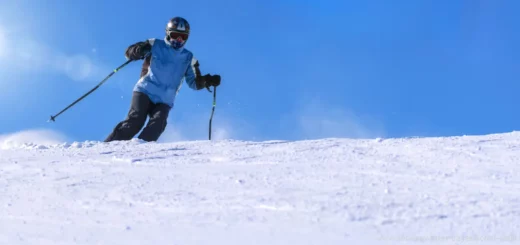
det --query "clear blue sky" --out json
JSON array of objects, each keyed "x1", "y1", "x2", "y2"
[{"x1": 0, "y1": 0, "x2": 519, "y2": 142}]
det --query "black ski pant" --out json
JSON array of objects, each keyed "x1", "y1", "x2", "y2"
[{"x1": 104, "y1": 92, "x2": 171, "y2": 142}]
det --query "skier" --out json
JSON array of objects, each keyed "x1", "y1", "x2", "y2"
[{"x1": 104, "y1": 17, "x2": 221, "y2": 142}]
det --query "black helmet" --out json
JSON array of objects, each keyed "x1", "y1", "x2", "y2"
[{"x1": 165, "y1": 17, "x2": 190, "y2": 49}]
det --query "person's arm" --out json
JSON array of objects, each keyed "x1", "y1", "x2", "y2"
[
  {"x1": 184, "y1": 56, "x2": 221, "y2": 90},
  {"x1": 125, "y1": 39, "x2": 154, "y2": 60}
]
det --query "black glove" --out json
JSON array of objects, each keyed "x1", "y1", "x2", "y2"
[
  {"x1": 125, "y1": 41, "x2": 152, "y2": 61},
  {"x1": 204, "y1": 74, "x2": 221, "y2": 88}
]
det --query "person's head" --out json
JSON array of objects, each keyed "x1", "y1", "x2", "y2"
[{"x1": 165, "y1": 17, "x2": 190, "y2": 49}]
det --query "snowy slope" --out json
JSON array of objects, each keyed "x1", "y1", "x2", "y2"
[{"x1": 1, "y1": 132, "x2": 520, "y2": 245}]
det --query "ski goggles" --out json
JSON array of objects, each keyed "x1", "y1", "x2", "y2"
[{"x1": 168, "y1": 31, "x2": 189, "y2": 41}]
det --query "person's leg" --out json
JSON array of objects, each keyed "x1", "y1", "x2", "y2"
[
  {"x1": 137, "y1": 103, "x2": 171, "y2": 142},
  {"x1": 104, "y1": 92, "x2": 151, "y2": 142}
]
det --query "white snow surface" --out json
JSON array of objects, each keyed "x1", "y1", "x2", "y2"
[{"x1": 1, "y1": 132, "x2": 520, "y2": 245}]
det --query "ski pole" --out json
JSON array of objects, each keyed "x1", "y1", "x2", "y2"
[
  {"x1": 208, "y1": 86, "x2": 217, "y2": 140},
  {"x1": 49, "y1": 59, "x2": 133, "y2": 122}
]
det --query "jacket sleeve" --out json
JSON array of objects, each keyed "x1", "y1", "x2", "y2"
[
  {"x1": 184, "y1": 56, "x2": 208, "y2": 90},
  {"x1": 125, "y1": 39, "x2": 154, "y2": 60}
]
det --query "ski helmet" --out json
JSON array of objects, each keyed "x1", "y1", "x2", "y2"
[{"x1": 165, "y1": 17, "x2": 190, "y2": 49}]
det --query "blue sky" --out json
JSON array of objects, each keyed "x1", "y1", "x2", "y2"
[{"x1": 0, "y1": 0, "x2": 519, "y2": 143}]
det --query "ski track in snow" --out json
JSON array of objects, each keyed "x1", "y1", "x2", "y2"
[{"x1": 1, "y1": 133, "x2": 520, "y2": 244}]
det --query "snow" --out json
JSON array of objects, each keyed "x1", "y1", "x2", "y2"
[{"x1": 1, "y1": 132, "x2": 520, "y2": 244}]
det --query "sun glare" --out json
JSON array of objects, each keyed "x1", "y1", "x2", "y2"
[{"x1": 0, "y1": 27, "x2": 5, "y2": 58}]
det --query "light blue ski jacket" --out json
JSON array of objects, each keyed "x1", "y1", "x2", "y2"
[{"x1": 131, "y1": 37, "x2": 203, "y2": 107}]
